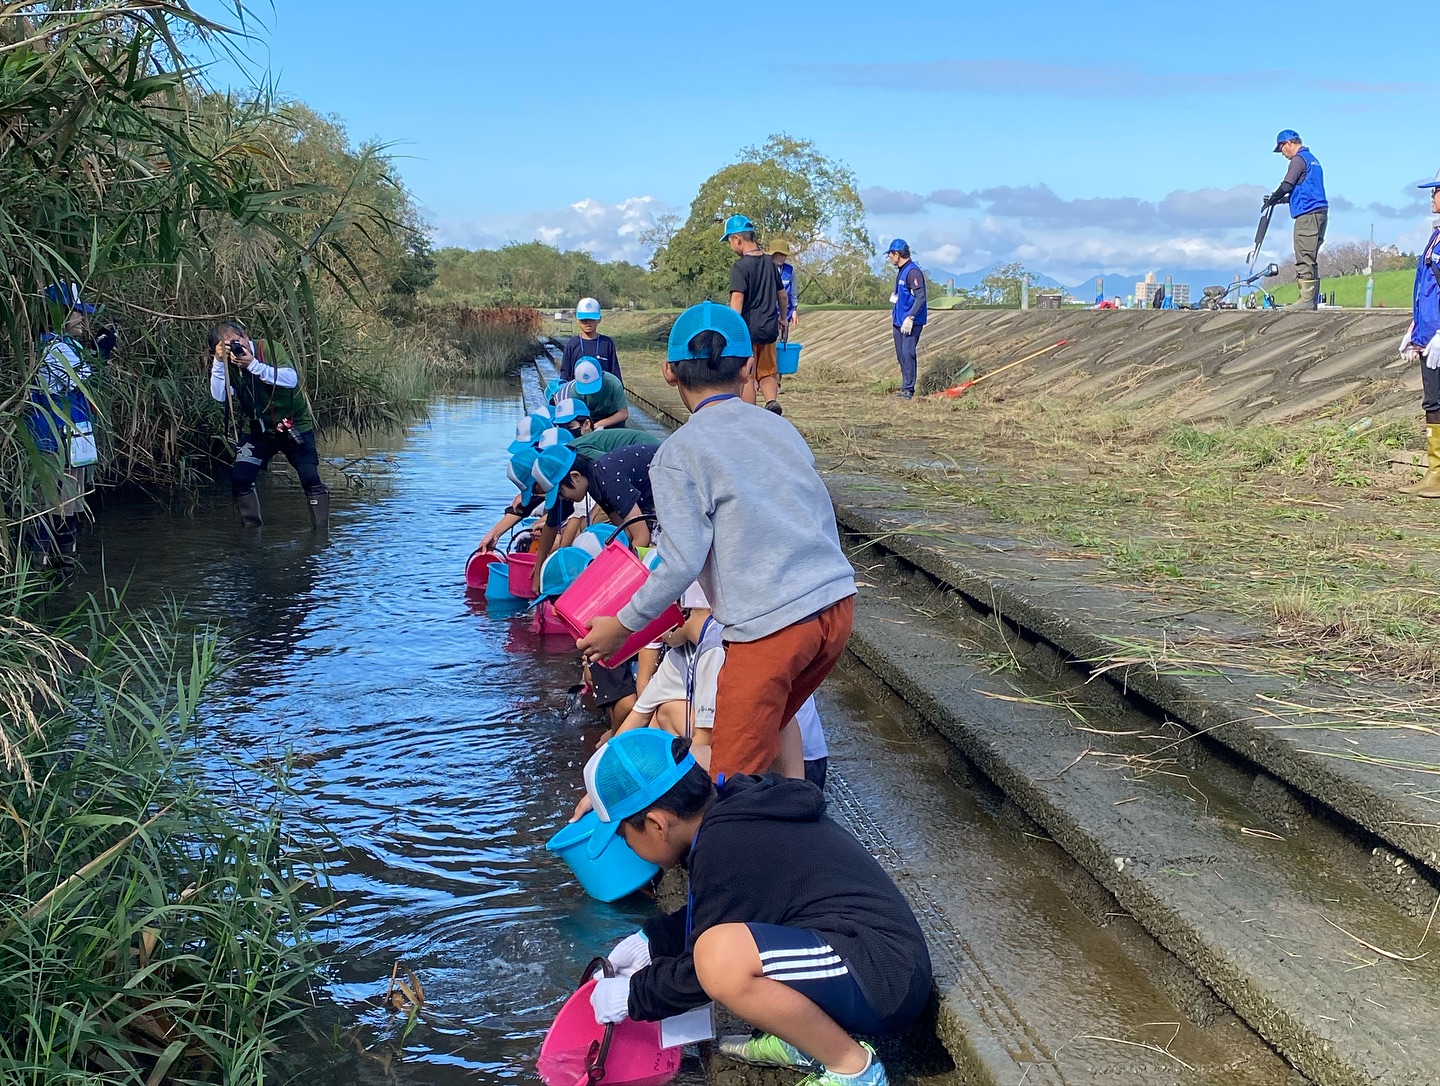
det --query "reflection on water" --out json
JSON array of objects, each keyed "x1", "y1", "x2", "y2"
[{"x1": 66, "y1": 379, "x2": 669, "y2": 1083}]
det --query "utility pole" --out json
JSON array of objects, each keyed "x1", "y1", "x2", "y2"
[
  {"x1": 1020, "y1": 274, "x2": 1030, "y2": 311},
  {"x1": 1365, "y1": 222, "x2": 1375, "y2": 310}
]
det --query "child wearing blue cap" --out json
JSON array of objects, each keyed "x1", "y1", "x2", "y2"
[
  {"x1": 577, "y1": 302, "x2": 855, "y2": 783},
  {"x1": 581, "y1": 730, "x2": 931, "y2": 1086},
  {"x1": 566, "y1": 358, "x2": 629, "y2": 429},
  {"x1": 560, "y1": 298, "x2": 622, "y2": 381}
]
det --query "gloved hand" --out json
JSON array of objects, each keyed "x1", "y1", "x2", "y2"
[
  {"x1": 608, "y1": 931, "x2": 651, "y2": 976},
  {"x1": 900, "y1": 316, "x2": 915, "y2": 336},
  {"x1": 1261, "y1": 194, "x2": 1275, "y2": 208},
  {"x1": 590, "y1": 976, "x2": 631, "y2": 1024},
  {"x1": 1425, "y1": 338, "x2": 1440, "y2": 371},
  {"x1": 1402, "y1": 345, "x2": 1422, "y2": 364}
]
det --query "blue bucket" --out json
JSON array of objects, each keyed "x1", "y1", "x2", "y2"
[
  {"x1": 546, "y1": 811, "x2": 659, "y2": 902},
  {"x1": 486, "y1": 561, "x2": 516, "y2": 600},
  {"x1": 776, "y1": 342, "x2": 802, "y2": 375}
]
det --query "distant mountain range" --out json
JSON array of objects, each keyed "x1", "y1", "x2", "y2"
[{"x1": 931, "y1": 261, "x2": 1242, "y2": 300}]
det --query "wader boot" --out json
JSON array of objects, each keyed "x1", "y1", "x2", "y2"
[
  {"x1": 306, "y1": 487, "x2": 330, "y2": 533},
  {"x1": 54, "y1": 515, "x2": 78, "y2": 556},
  {"x1": 1286, "y1": 279, "x2": 1320, "y2": 311},
  {"x1": 1401, "y1": 424, "x2": 1440, "y2": 497},
  {"x1": 235, "y1": 490, "x2": 263, "y2": 527}
]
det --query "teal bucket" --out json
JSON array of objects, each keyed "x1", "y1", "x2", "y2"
[
  {"x1": 486, "y1": 561, "x2": 516, "y2": 600},
  {"x1": 546, "y1": 811, "x2": 659, "y2": 902},
  {"x1": 776, "y1": 342, "x2": 802, "y2": 375}
]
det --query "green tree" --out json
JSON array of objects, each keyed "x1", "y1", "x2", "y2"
[
  {"x1": 651, "y1": 135, "x2": 871, "y2": 303},
  {"x1": 979, "y1": 262, "x2": 1032, "y2": 306}
]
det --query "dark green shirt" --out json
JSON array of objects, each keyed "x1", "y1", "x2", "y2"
[
  {"x1": 578, "y1": 372, "x2": 628, "y2": 424},
  {"x1": 572, "y1": 428, "x2": 659, "y2": 457}
]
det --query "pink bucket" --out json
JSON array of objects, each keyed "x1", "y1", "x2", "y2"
[
  {"x1": 507, "y1": 552, "x2": 540, "y2": 599},
  {"x1": 465, "y1": 550, "x2": 498, "y2": 590},
  {"x1": 538, "y1": 965, "x2": 681, "y2": 1086},
  {"x1": 531, "y1": 599, "x2": 572, "y2": 638},
  {"x1": 553, "y1": 542, "x2": 682, "y2": 668}
]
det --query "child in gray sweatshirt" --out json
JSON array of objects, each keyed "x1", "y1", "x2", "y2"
[{"x1": 578, "y1": 302, "x2": 855, "y2": 779}]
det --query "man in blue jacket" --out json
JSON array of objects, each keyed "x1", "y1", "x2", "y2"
[
  {"x1": 886, "y1": 239, "x2": 926, "y2": 399},
  {"x1": 1397, "y1": 170, "x2": 1440, "y2": 496},
  {"x1": 1264, "y1": 130, "x2": 1328, "y2": 310}
]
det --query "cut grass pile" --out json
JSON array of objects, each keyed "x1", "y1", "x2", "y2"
[{"x1": 622, "y1": 343, "x2": 1440, "y2": 686}]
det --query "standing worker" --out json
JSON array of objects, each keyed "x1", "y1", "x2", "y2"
[
  {"x1": 560, "y1": 297, "x2": 621, "y2": 381},
  {"x1": 1397, "y1": 170, "x2": 1440, "y2": 497},
  {"x1": 723, "y1": 214, "x2": 787, "y2": 414},
  {"x1": 887, "y1": 239, "x2": 927, "y2": 399},
  {"x1": 1264, "y1": 130, "x2": 1328, "y2": 311},
  {"x1": 772, "y1": 244, "x2": 799, "y2": 333},
  {"x1": 207, "y1": 321, "x2": 330, "y2": 532}
]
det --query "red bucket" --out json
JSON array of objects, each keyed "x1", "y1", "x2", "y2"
[
  {"x1": 507, "y1": 552, "x2": 540, "y2": 599},
  {"x1": 465, "y1": 550, "x2": 499, "y2": 589},
  {"x1": 553, "y1": 541, "x2": 682, "y2": 668}
]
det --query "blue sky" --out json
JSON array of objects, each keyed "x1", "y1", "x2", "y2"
[{"x1": 202, "y1": 1, "x2": 1437, "y2": 284}]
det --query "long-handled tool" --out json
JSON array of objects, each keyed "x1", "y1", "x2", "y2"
[
  {"x1": 930, "y1": 339, "x2": 1068, "y2": 399},
  {"x1": 1247, "y1": 204, "x2": 1275, "y2": 274}
]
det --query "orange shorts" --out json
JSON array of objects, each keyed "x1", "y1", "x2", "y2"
[
  {"x1": 752, "y1": 340, "x2": 778, "y2": 381},
  {"x1": 708, "y1": 596, "x2": 855, "y2": 778}
]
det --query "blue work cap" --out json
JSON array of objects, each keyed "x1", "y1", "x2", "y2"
[
  {"x1": 722, "y1": 214, "x2": 756, "y2": 239},
  {"x1": 573, "y1": 523, "x2": 630, "y2": 559},
  {"x1": 573, "y1": 357, "x2": 604, "y2": 395},
  {"x1": 44, "y1": 282, "x2": 97, "y2": 314},
  {"x1": 1418, "y1": 169, "x2": 1440, "y2": 190},
  {"x1": 507, "y1": 446, "x2": 540, "y2": 502},
  {"x1": 508, "y1": 411, "x2": 553, "y2": 455},
  {"x1": 534, "y1": 426, "x2": 573, "y2": 453},
  {"x1": 886, "y1": 238, "x2": 909, "y2": 254},
  {"x1": 532, "y1": 444, "x2": 578, "y2": 510},
  {"x1": 666, "y1": 301, "x2": 753, "y2": 363},
  {"x1": 575, "y1": 297, "x2": 602, "y2": 321},
  {"x1": 550, "y1": 398, "x2": 591, "y2": 426},
  {"x1": 582, "y1": 728, "x2": 698, "y2": 859},
  {"x1": 1273, "y1": 129, "x2": 1300, "y2": 152},
  {"x1": 539, "y1": 545, "x2": 592, "y2": 599}
]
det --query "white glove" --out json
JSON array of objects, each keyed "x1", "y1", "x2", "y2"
[
  {"x1": 590, "y1": 976, "x2": 631, "y2": 1024},
  {"x1": 608, "y1": 931, "x2": 651, "y2": 977},
  {"x1": 1425, "y1": 338, "x2": 1440, "y2": 371},
  {"x1": 899, "y1": 316, "x2": 915, "y2": 336},
  {"x1": 1401, "y1": 322, "x2": 1417, "y2": 352}
]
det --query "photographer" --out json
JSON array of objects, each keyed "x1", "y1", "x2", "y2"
[{"x1": 207, "y1": 321, "x2": 329, "y2": 531}]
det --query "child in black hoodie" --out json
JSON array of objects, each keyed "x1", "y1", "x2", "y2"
[{"x1": 579, "y1": 729, "x2": 931, "y2": 1086}]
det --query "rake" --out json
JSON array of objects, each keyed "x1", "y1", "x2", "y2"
[{"x1": 930, "y1": 340, "x2": 1069, "y2": 399}]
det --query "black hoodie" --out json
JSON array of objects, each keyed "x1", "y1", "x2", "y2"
[{"x1": 626, "y1": 775, "x2": 932, "y2": 1025}]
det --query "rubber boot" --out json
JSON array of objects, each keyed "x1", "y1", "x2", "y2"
[
  {"x1": 235, "y1": 490, "x2": 263, "y2": 527},
  {"x1": 306, "y1": 487, "x2": 330, "y2": 533},
  {"x1": 54, "y1": 515, "x2": 77, "y2": 556},
  {"x1": 1286, "y1": 279, "x2": 1319, "y2": 311},
  {"x1": 1401, "y1": 425, "x2": 1440, "y2": 497}
]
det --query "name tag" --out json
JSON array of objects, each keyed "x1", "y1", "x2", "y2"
[{"x1": 660, "y1": 1003, "x2": 715, "y2": 1047}]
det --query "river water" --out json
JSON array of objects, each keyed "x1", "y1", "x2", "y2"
[{"x1": 68, "y1": 379, "x2": 674, "y2": 1083}]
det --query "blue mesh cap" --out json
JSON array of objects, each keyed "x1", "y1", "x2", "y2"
[
  {"x1": 508, "y1": 411, "x2": 553, "y2": 454},
  {"x1": 575, "y1": 297, "x2": 602, "y2": 321},
  {"x1": 582, "y1": 729, "x2": 698, "y2": 859},
  {"x1": 573, "y1": 523, "x2": 630, "y2": 559},
  {"x1": 539, "y1": 545, "x2": 592, "y2": 598},
  {"x1": 544, "y1": 379, "x2": 565, "y2": 404},
  {"x1": 722, "y1": 213, "x2": 755, "y2": 239},
  {"x1": 666, "y1": 301, "x2": 752, "y2": 363},
  {"x1": 1273, "y1": 129, "x2": 1300, "y2": 152},
  {"x1": 44, "y1": 282, "x2": 97, "y2": 313},
  {"x1": 551, "y1": 398, "x2": 591, "y2": 426},
  {"x1": 573, "y1": 357, "x2": 604, "y2": 395},
  {"x1": 507, "y1": 446, "x2": 540, "y2": 502},
  {"x1": 532, "y1": 444, "x2": 578, "y2": 510},
  {"x1": 535, "y1": 426, "x2": 573, "y2": 453}
]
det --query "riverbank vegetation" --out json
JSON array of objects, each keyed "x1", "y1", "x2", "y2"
[{"x1": 0, "y1": 573, "x2": 327, "y2": 1085}]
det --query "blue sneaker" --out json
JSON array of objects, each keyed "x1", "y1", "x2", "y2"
[{"x1": 799, "y1": 1043, "x2": 888, "y2": 1086}]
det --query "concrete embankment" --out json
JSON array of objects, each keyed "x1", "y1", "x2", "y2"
[{"x1": 617, "y1": 337, "x2": 1440, "y2": 1086}]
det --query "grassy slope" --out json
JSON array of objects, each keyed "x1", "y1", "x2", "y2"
[{"x1": 1267, "y1": 267, "x2": 1414, "y2": 308}]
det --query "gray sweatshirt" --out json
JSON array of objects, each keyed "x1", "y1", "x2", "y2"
[{"x1": 617, "y1": 397, "x2": 855, "y2": 642}]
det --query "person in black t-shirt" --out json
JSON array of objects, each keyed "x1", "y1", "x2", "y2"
[{"x1": 723, "y1": 214, "x2": 787, "y2": 415}]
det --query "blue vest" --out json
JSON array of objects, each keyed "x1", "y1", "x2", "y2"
[
  {"x1": 892, "y1": 261, "x2": 927, "y2": 327},
  {"x1": 1290, "y1": 148, "x2": 1326, "y2": 218}
]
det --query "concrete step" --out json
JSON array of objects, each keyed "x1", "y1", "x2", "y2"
[{"x1": 846, "y1": 549, "x2": 1440, "y2": 1086}]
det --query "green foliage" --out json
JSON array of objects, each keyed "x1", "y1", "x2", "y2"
[
  {"x1": 0, "y1": 574, "x2": 328, "y2": 1085},
  {"x1": 1267, "y1": 267, "x2": 1415, "y2": 308},
  {"x1": 426, "y1": 242, "x2": 672, "y2": 310},
  {"x1": 651, "y1": 134, "x2": 873, "y2": 304}
]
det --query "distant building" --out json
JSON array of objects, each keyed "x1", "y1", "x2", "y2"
[{"x1": 1133, "y1": 273, "x2": 1190, "y2": 307}]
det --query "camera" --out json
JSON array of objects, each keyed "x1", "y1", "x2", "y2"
[{"x1": 228, "y1": 339, "x2": 248, "y2": 359}]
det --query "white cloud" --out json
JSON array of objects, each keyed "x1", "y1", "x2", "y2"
[{"x1": 432, "y1": 195, "x2": 679, "y2": 264}]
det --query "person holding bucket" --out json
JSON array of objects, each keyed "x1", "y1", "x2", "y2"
[
  {"x1": 580, "y1": 730, "x2": 931, "y2": 1086},
  {"x1": 575, "y1": 302, "x2": 855, "y2": 782}
]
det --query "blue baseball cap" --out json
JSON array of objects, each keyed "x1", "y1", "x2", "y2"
[
  {"x1": 544, "y1": 378, "x2": 565, "y2": 404},
  {"x1": 44, "y1": 282, "x2": 97, "y2": 314},
  {"x1": 886, "y1": 238, "x2": 909, "y2": 254},
  {"x1": 575, "y1": 297, "x2": 602, "y2": 321},
  {"x1": 507, "y1": 446, "x2": 540, "y2": 502},
  {"x1": 582, "y1": 728, "x2": 699, "y2": 859},
  {"x1": 539, "y1": 545, "x2": 592, "y2": 598},
  {"x1": 573, "y1": 523, "x2": 630, "y2": 559},
  {"x1": 666, "y1": 300, "x2": 752, "y2": 363},
  {"x1": 1419, "y1": 169, "x2": 1440, "y2": 190},
  {"x1": 722, "y1": 214, "x2": 755, "y2": 239},
  {"x1": 535, "y1": 426, "x2": 573, "y2": 453},
  {"x1": 1273, "y1": 129, "x2": 1300, "y2": 152},
  {"x1": 508, "y1": 411, "x2": 553, "y2": 455},
  {"x1": 551, "y1": 397, "x2": 591, "y2": 426},
  {"x1": 532, "y1": 444, "x2": 578, "y2": 510},
  {"x1": 573, "y1": 357, "x2": 604, "y2": 395}
]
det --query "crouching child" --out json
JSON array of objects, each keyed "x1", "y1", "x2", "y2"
[{"x1": 585, "y1": 730, "x2": 932, "y2": 1086}]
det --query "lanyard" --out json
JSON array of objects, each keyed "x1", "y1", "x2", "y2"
[
  {"x1": 682, "y1": 617, "x2": 717, "y2": 739},
  {"x1": 693, "y1": 393, "x2": 738, "y2": 412}
]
